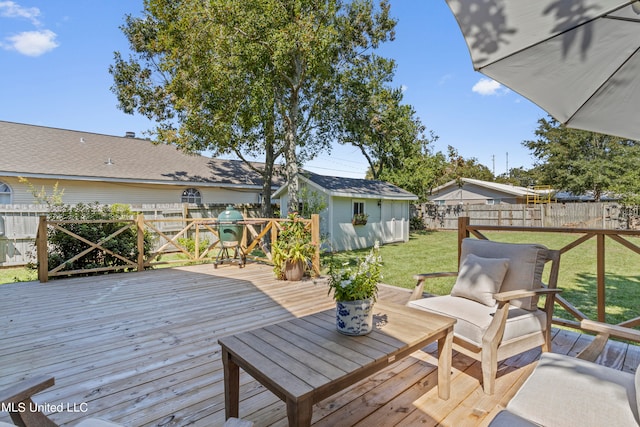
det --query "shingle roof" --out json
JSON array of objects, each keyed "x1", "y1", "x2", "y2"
[
  {"x1": 431, "y1": 178, "x2": 538, "y2": 197},
  {"x1": 0, "y1": 121, "x2": 276, "y2": 189},
  {"x1": 273, "y1": 171, "x2": 417, "y2": 200}
]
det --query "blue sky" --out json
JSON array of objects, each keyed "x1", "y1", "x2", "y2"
[{"x1": 0, "y1": 1, "x2": 548, "y2": 179}]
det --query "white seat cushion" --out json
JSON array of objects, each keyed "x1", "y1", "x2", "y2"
[
  {"x1": 506, "y1": 352, "x2": 639, "y2": 426},
  {"x1": 408, "y1": 295, "x2": 546, "y2": 347}
]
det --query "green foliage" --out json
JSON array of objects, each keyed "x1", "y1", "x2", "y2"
[
  {"x1": 523, "y1": 117, "x2": 640, "y2": 200},
  {"x1": 272, "y1": 213, "x2": 316, "y2": 279},
  {"x1": 46, "y1": 203, "x2": 151, "y2": 274},
  {"x1": 110, "y1": 0, "x2": 397, "y2": 214},
  {"x1": 298, "y1": 186, "x2": 327, "y2": 218},
  {"x1": 19, "y1": 177, "x2": 64, "y2": 206},
  {"x1": 352, "y1": 212, "x2": 368, "y2": 225},
  {"x1": 177, "y1": 237, "x2": 209, "y2": 255},
  {"x1": 327, "y1": 244, "x2": 381, "y2": 302},
  {"x1": 409, "y1": 215, "x2": 425, "y2": 231}
]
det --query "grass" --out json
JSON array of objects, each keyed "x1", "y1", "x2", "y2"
[
  {"x1": 0, "y1": 266, "x2": 37, "y2": 284},
  {"x1": 322, "y1": 230, "x2": 640, "y2": 327},
  {"x1": 4, "y1": 230, "x2": 640, "y2": 326}
]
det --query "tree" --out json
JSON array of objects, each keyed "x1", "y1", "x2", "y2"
[
  {"x1": 110, "y1": 0, "x2": 396, "y2": 214},
  {"x1": 523, "y1": 117, "x2": 640, "y2": 201},
  {"x1": 440, "y1": 146, "x2": 493, "y2": 185}
]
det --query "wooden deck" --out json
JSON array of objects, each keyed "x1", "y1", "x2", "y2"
[{"x1": 1, "y1": 263, "x2": 639, "y2": 427}]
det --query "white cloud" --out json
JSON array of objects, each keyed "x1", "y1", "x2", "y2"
[
  {"x1": 472, "y1": 78, "x2": 507, "y2": 96},
  {"x1": 0, "y1": 1, "x2": 41, "y2": 26},
  {"x1": 3, "y1": 29, "x2": 58, "y2": 56},
  {"x1": 400, "y1": 84, "x2": 408, "y2": 93}
]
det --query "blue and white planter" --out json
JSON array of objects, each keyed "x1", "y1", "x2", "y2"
[{"x1": 336, "y1": 299, "x2": 374, "y2": 336}]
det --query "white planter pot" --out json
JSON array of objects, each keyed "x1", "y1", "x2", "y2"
[{"x1": 336, "y1": 299, "x2": 374, "y2": 336}]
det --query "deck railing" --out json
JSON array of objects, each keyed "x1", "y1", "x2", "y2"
[
  {"x1": 36, "y1": 214, "x2": 320, "y2": 282},
  {"x1": 458, "y1": 216, "x2": 640, "y2": 336}
]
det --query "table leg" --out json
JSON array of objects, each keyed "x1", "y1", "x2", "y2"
[
  {"x1": 287, "y1": 396, "x2": 313, "y2": 427},
  {"x1": 222, "y1": 347, "x2": 240, "y2": 419},
  {"x1": 437, "y1": 326, "x2": 454, "y2": 400}
]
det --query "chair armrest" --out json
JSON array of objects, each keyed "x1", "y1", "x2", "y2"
[
  {"x1": 493, "y1": 288, "x2": 561, "y2": 303},
  {"x1": 575, "y1": 319, "x2": 640, "y2": 362},
  {"x1": 412, "y1": 272, "x2": 459, "y2": 281},
  {"x1": 581, "y1": 319, "x2": 640, "y2": 343},
  {"x1": 0, "y1": 375, "x2": 54, "y2": 404},
  {"x1": 410, "y1": 272, "x2": 458, "y2": 301}
]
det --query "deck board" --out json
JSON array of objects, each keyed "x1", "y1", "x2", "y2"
[{"x1": 1, "y1": 263, "x2": 638, "y2": 426}]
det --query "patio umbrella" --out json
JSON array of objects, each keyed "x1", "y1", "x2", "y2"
[{"x1": 445, "y1": 0, "x2": 640, "y2": 141}]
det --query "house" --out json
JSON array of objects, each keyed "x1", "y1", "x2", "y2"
[
  {"x1": 429, "y1": 178, "x2": 541, "y2": 205},
  {"x1": 273, "y1": 172, "x2": 418, "y2": 251},
  {"x1": 0, "y1": 121, "x2": 277, "y2": 206}
]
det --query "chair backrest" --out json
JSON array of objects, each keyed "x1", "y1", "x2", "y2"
[{"x1": 460, "y1": 238, "x2": 550, "y2": 310}]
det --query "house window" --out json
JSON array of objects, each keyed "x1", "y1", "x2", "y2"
[
  {"x1": 486, "y1": 199, "x2": 499, "y2": 205},
  {"x1": 0, "y1": 181, "x2": 11, "y2": 204},
  {"x1": 181, "y1": 188, "x2": 202, "y2": 204},
  {"x1": 435, "y1": 200, "x2": 446, "y2": 206}
]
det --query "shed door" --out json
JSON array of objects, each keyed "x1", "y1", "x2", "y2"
[{"x1": 382, "y1": 202, "x2": 405, "y2": 243}]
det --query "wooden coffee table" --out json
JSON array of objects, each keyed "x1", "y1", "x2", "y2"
[{"x1": 218, "y1": 301, "x2": 456, "y2": 426}]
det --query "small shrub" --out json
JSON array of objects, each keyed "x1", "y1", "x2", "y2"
[{"x1": 46, "y1": 203, "x2": 152, "y2": 274}]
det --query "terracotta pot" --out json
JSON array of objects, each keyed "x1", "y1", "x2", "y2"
[
  {"x1": 284, "y1": 259, "x2": 305, "y2": 281},
  {"x1": 336, "y1": 298, "x2": 374, "y2": 335}
]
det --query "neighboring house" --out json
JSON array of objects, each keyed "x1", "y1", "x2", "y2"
[
  {"x1": 429, "y1": 178, "x2": 541, "y2": 205},
  {"x1": 0, "y1": 121, "x2": 279, "y2": 206},
  {"x1": 273, "y1": 172, "x2": 418, "y2": 251}
]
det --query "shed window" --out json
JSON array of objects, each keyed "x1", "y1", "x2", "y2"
[
  {"x1": 0, "y1": 182, "x2": 11, "y2": 204},
  {"x1": 353, "y1": 200, "x2": 365, "y2": 216},
  {"x1": 181, "y1": 188, "x2": 202, "y2": 204}
]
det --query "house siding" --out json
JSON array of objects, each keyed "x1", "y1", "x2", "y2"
[
  {"x1": 431, "y1": 183, "x2": 524, "y2": 205},
  {"x1": 4, "y1": 177, "x2": 260, "y2": 206}
]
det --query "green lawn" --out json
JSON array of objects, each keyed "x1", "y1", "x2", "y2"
[
  {"x1": 4, "y1": 230, "x2": 639, "y2": 326},
  {"x1": 322, "y1": 230, "x2": 640, "y2": 327}
]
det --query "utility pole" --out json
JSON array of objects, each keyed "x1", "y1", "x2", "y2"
[
  {"x1": 506, "y1": 152, "x2": 509, "y2": 177},
  {"x1": 492, "y1": 155, "x2": 495, "y2": 176}
]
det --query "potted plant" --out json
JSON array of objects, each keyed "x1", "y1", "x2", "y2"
[
  {"x1": 352, "y1": 212, "x2": 368, "y2": 226},
  {"x1": 327, "y1": 243, "x2": 382, "y2": 335},
  {"x1": 272, "y1": 213, "x2": 315, "y2": 281}
]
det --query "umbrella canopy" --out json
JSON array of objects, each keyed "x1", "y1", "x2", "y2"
[{"x1": 446, "y1": 0, "x2": 640, "y2": 141}]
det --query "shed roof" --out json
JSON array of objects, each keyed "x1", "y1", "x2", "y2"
[
  {"x1": 273, "y1": 171, "x2": 418, "y2": 200},
  {"x1": 0, "y1": 121, "x2": 277, "y2": 189},
  {"x1": 430, "y1": 178, "x2": 539, "y2": 198}
]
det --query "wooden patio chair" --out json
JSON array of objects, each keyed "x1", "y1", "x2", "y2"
[
  {"x1": 408, "y1": 238, "x2": 561, "y2": 394},
  {"x1": 489, "y1": 320, "x2": 640, "y2": 426}
]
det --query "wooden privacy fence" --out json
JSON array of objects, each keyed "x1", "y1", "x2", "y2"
[
  {"x1": 36, "y1": 214, "x2": 320, "y2": 282},
  {"x1": 416, "y1": 202, "x2": 634, "y2": 230},
  {"x1": 457, "y1": 217, "x2": 640, "y2": 335}
]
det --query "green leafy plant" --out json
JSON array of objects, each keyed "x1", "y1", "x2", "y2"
[
  {"x1": 327, "y1": 244, "x2": 381, "y2": 302},
  {"x1": 177, "y1": 237, "x2": 210, "y2": 256},
  {"x1": 352, "y1": 212, "x2": 368, "y2": 225},
  {"x1": 272, "y1": 213, "x2": 316, "y2": 279},
  {"x1": 46, "y1": 203, "x2": 152, "y2": 274}
]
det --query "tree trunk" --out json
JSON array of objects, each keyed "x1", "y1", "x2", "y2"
[{"x1": 261, "y1": 112, "x2": 276, "y2": 218}]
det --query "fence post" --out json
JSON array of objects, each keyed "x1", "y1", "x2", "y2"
[
  {"x1": 137, "y1": 213, "x2": 145, "y2": 272},
  {"x1": 311, "y1": 214, "x2": 321, "y2": 276},
  {"x1": 457, "y1": 217, "x2": 470, "y2": 267},
  {"x1": 597, "y1": 234, "x2": 606, "y2": 322},
  {"x1": 36, "y1": 215, "x2": 48, "y2": 283}
]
